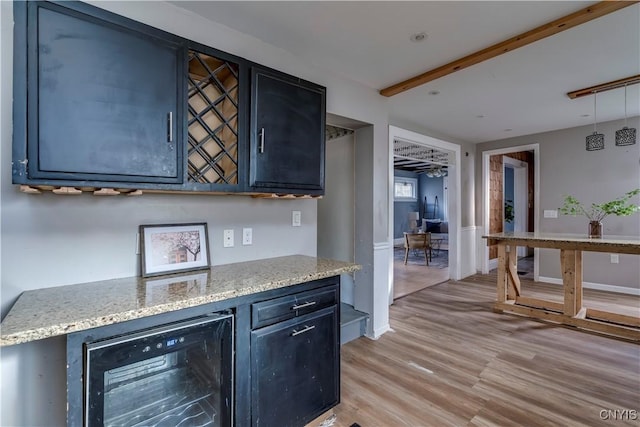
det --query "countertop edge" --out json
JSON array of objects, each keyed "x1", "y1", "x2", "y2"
[{"x1": 0, "y1": 262, "x2": 361, "y2": 347}]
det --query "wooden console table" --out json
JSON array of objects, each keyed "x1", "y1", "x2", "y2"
[{"x1": 483, "y1": 232, "x2": 640, "y2": 341}]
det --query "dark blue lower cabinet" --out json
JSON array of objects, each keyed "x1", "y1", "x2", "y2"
[{"x1": 251, "y1": 306, "x2": 339, "y2": 427}]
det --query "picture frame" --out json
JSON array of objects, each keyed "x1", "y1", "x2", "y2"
[{"x1": 139, "y1": 223, "x2": 210, "y2": 277}]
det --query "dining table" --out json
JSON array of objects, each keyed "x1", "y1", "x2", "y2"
[{"x1": 483, "y1": 231, "x2": 640, "y2": 341}]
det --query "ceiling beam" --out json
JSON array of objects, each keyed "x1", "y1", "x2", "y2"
[
  {"x1": 380, "y1": 1, "x2": 638, "y2": 97},
  {"x1": 567, "y1": 74, "x2": 640, "y2": 99}
]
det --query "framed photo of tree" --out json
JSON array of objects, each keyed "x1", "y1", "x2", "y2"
[{"x1": 139, "y1": 223, "x2": 210, "y2": 277}]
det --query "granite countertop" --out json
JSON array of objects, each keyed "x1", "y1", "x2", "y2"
[{"x1": 0, "y1": 255, "x2": 361, "y2": 347}]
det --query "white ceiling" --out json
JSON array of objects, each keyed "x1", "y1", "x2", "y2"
[{"x1": 172, "y1": 1, "x2": 640, "y2": 144}]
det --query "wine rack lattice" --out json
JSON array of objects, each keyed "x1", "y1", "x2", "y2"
[{"x1": 187, "y1": 51, "x2": 239, "y2": 184}]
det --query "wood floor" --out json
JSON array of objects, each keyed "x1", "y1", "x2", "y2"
[
  {"x1": 329, "y1": 274, "x2": 640, "y2": 427},
  {"x1": 393, "y1": 251, "x2": 449, "y2": 300}
]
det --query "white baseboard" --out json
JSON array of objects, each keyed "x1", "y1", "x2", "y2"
[
  {"x1": 538, "y1": 276, "x2": 640, "y2": 296},
  {"x1": 369, "y1": 323, "x2": 391, "y2": 340}
]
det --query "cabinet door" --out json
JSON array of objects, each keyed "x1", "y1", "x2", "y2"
[
  {"x1": 250, "y1": 68, "x2": 326, "y2": 193},
  {"x1": 251, "y1": 306, "x2": 339, "y2": 427},
  {"x1": 23, "y1": 1, "x2": 184, "y2": 184}
]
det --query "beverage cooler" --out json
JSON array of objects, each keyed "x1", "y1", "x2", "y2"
[{"x1": 84, "y1": 313, "x2": 233, "y2": 427}]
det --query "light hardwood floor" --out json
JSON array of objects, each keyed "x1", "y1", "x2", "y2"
[
  {"x1": 330, "y1": 274, "x2": 640, "y2": 427},
  {"x1": 393, "y1": 248, "x2": 449, "y2": 300}
]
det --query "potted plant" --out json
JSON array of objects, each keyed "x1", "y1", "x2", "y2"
[{"x1": 559, "y1": 189, "x2": 640, "y2": 238}]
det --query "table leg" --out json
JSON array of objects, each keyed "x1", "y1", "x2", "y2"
[
  {"x1": 507, "y1": 245, "x2": 521, "y2": 299},
  {"x1": 561, "y1": 249, "x2": 583, "y2": 317},
  {"x1": 497, "y1": 243, "x2": 507, "y2": 303}
]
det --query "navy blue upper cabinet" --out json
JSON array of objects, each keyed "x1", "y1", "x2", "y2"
[
  {"x1": 250, "y1": 67, "x2": 326, "y2": 195},
  {"x1": 13, "y1": 2, "x2": 325, "y2": 195},
  {"x1": 13, "y1": 1, "x2": 185, "y2": 185}
]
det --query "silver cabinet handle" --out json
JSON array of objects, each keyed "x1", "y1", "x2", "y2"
[
  {"x1": 167, "y1": 112, "x2": 173, "y2": 143},
  {"x1": 291, "y1": 325, "x2": 315, "y2": 337},
  {"x1": 291, "y1": 301, "x2": 316, "y2": 310},
  {"x1": 259, "y1": 127, "x2": 265, "y2": 153}
]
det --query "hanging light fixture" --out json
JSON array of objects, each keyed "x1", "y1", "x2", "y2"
[
  {"x1": 586, "y1": 90, "x2": 604, "y2": 151},
  {"x1": 615, "y1": 83, "x2": 636, "y2": 146},
  {"x1": 424, "y1": 166, "x2": 447, "y2": 178}
]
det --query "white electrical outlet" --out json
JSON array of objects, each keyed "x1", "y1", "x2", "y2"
[
  {"x1": 610, "y1": 254, "x2": 619, "y2": 264},
  {"x1": 243, "y1": 228, "x2": 252, "y2": 245},
  {"x1": 223, "y1": 229, "x2": 234, "y2": 248},
  {"x1": 292, "y1": 211, "x2": 301, "y2": 227},
  {"x1": 544, "y1": 210, "x2": 558, "y2": 218}
]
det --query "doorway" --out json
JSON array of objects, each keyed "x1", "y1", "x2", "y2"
[
  {"x1": 503, "y1": 156, "x2": 528, "y2": 258},
  {"x1": 388, "y1": 126, "x2": 462, "y2": 303},
  {"x1": 317, "y1": 123, "x2": 356, "y2": 305},
  {"x1": 482, "y1": 144, "x2": 539, "y2": 276}
]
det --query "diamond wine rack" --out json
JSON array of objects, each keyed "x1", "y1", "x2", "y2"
[{"x1": 187, "y1": 51, "x2": 239, "y2": 185}]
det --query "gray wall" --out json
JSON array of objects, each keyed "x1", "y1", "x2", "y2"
[
  {"x1": 476, "y1": 116, "x2": 640, "y2": 289},
  {"x1": 318, "y1": 134, "x2": 356, "y2": 304},
  {"x1": 0, "y1": 1, "x2": 391, "y2": 425},
  {"x1": 393, "y1": 170, "x2": 419, "y2": 238}
]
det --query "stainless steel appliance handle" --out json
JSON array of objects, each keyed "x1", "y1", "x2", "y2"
[
  {"x1": 167, "y1": 112, "x2": 173, "y2": 143},
  {"x1": 291, "y1": 301, "x2": 316, "y2": 310},
  {"x1": 259, "y1": 127, "x2": 265, "y2": 153},
  {"x1": 291, "y1": 325, "x2": 315, "y2": 337}
]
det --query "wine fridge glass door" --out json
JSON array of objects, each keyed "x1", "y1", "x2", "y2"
[{"x1": 85, "y1": 314, "x2": 233, "y2": 427}]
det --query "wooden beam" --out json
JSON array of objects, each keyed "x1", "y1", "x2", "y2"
[
  {"x1": 587, "y1": 308, "x2": 640, "y2": 327},
  {"x1": 380, "y1": 1, "x2": 639, "y2": 97},
  {"x1": 515, "y1": 296, "x2": 564, "y2": 313},
  {"x1": 567, "y1": 74, "x2": 640, "y2": 99},
  {"x1": 494, "y1": 302, "x2": 640, "y2": 341}
]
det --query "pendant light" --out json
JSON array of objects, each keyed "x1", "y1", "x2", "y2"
[
  {"x1": 615, "y1": 83, "x2": 637, "y2": 146},
  {"x1": 586, "y1": 90, "x2": 604, "y2": 151}
]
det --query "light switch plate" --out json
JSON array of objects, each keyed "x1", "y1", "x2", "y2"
[
  {"x1": 292, "y1": 211, "x2": 301, "y2": 227},
  {"x1": 544, "y1": 210, "x2": 558, "y2": 218},
  {"x1": 610, "y1": 254, "x2": 619, "y2": 264},
  {"x1": 223, "y1": 229, "x2": 234, "y2": 247}
]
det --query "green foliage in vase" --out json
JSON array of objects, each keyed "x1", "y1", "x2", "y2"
[{"x1": 559, "y1": 189, "x2": 640, "y2": 222}]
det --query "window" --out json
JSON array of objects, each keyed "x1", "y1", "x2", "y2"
[{"x1": 394, "y1": 177, "x2": 417, "y2": 201}]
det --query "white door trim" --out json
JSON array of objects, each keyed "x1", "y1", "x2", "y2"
[
  {"x1": 388, "y1": 125, "x2": 462, "y2": 305},
  {"x1": 481, "y1": 144, "x2": 540, "y2": 279}
]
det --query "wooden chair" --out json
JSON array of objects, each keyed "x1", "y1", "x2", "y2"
[{"x1": 403, "y1": 232, "x2": 432, "y2": 265}]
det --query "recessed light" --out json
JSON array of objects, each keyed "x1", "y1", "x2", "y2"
[
  {"x1": 410, "y1": 32, "x2": 428, "y2": 42},
  {"x1": 428, "y1": 90, "x2": 440, "y2": 96},
  {"x1": 476, "y1": 115, "x2": 485, "y2": 119},
  {"x1": 504, "y1": 128, "x2": 513, "y2": 132},
  {"x1": 581, "y1": 114, "x2": 590, "y2": 117}
]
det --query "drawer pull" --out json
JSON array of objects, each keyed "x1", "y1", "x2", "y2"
[
  {"x1": 167, "y1": 112, "x2": 173, "y2": 143},
  {"x1": 259, "y1": 127, "x2": 265, "y2": 153},
  {"x1": 291, "y1": 325, "x2": 315, "y2": 337},
  {"x1": 291, "y1": 301, "x2": 316, "y2": 310}
]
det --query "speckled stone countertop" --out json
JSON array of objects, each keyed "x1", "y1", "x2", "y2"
[
  {"x1": 483, "y1": 232, "x2": 640, "y2": 253},
  {"x1": 0, "y1": 255, "x2": 361, "y2": 347}
]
